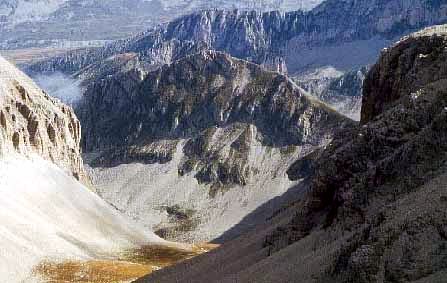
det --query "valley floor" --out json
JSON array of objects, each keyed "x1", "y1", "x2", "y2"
[
  {"x1": 0, "y1": 48, "x2": 82, "y2": 66},
  {"x1": 34, "y1": 244, "x2": 218, "y2": 283}
]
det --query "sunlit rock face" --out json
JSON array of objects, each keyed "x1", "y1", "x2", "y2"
[{"x1": 0, "y1": 55, "x2": 86, "y2": 182}]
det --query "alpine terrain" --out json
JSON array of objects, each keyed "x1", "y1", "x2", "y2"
[
  {"x1": 79, "y1": 50, "x2": 352, "y2": 243},
  {"x1": 23, "y1": 0, "x2": 447, "y2": 243},
  {"x1": 137, "y1": 24, "x2": 447, "y2": 283},
  {"x1": 2, "y1": 0, "x2": 447, "y2": 282}
]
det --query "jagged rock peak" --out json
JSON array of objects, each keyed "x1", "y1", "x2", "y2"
[
  {"x1": 0, "y1": 56, "x2": 87, "y2": 182},
  {"x1": 362, "y1": 24, "x2": 447, "y2": 123}
]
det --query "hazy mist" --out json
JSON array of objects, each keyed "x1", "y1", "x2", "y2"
[{"x1": 33, "y1": 72, "x2": 83, "y2": 106}]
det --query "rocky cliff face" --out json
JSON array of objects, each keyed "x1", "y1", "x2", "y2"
[
  {"x1": 0, "y1": 0, "x2": 322, "y2": 49},
  {"x1": 83, "y1": 51, "x2": 352, "y2": 242},
  {"x1": 362, "y1": 24, "x2": 447, "y2": 123},
  {"x1": 28, "y1": 0, "x2": 447, "y2": 76},
  {"x1": 137, "y1": 24, "x2": 447, "y2": 283},
  {"x1": 265, "y1": 24, "x2": 447, "y2": 282},
  {"x1": 0, "y1": 55, "x2": 87, "y2": 182},
  {"x1": 294, "y1": 66, "x2": 368, "y2": 120}
]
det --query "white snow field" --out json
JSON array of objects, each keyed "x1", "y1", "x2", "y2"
[{"x1": 0, "y1": 155, "x2": 166, "y2": 282}]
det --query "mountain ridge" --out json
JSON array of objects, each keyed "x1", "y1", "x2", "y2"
[
  {"x1": 28, "y1": 0, "x2": 447, "y2": 77},
  {"x1": 0, "y1": 0, "x2": 323, "y2": 49}
]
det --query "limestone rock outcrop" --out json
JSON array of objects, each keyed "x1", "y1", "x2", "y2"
[{"x1": 0, "y1": 56, "x2": 87, "y2": 183}]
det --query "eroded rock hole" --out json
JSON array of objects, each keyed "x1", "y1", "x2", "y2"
[{"x1": 12, "y1": 132, "x2": 20, "y2": 150}]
